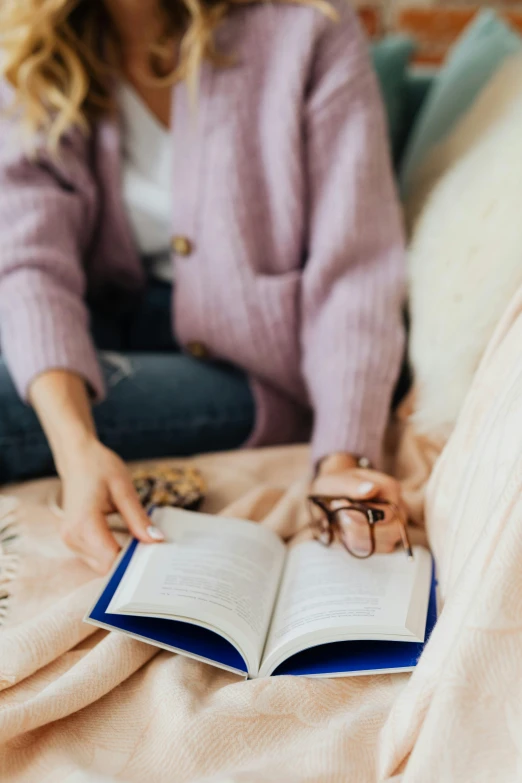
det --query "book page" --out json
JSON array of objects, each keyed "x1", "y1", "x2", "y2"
[
  {"x1": 107, "y1": 508, "x2": 286, "y2": 676},
  {"x1": 260, "y1": 543, "x2": 431, "y2": 677}
]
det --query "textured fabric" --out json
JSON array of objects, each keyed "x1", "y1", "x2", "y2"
[
  {"x1": 380, "y1": 273, "x2": 522, "y2": 783},
  {"x1": 0, "y1": 1, "x2": 405, "y2": 468},
  {"x1": 1, "y1": 271, "x2": 522, "y2": 780},
  {"x1": 0, "y1": 281, "x2": 254, "y2": 484}
]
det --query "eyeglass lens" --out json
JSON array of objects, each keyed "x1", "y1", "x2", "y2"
[{"x1": 331, "y1": 507, "x2": 374, "y2": 558}]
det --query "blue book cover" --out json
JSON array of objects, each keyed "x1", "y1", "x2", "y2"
[{"x1": 85, "y1": 508, "x2": 436, "y2": 680}]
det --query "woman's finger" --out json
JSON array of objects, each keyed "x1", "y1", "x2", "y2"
[
  {"x1": 311, "y1": 466, "x2": 408, "y2": 556},
  {"x1": 314, "y1": 470, "x2": 398, "y2": 503},
  {"x1": 110, "y1": 476, "x2": 165, "y2": 542},
  {"x1": 337, "y1": 509, "x2": 403, "y2": 555},
  {"x1": 62, "y1": 508, "x2": 121, "y2": 574},
  {"x1": 349, "y1": 471, "x2": 401, "y2": 502}
]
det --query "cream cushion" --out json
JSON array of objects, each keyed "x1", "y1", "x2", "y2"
[{"x1": 406, "y1": 54, "x2": 522, "y2": 439}]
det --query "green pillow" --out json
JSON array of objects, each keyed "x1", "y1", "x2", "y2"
[
  {"x1": 400, "y1": 9, "x2": 522, "y2": 194},
  {"x1": 371, "y1": 36, "x2": 416, "y2": 163}
]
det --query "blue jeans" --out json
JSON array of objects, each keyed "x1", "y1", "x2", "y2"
[{"x1": 0, "y1": 282, "x2": 255, "y2": 484}]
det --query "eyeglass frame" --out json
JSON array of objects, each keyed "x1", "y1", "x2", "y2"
[{"x1": 286, "y1": 494, "x2": 413, "y2": 560}]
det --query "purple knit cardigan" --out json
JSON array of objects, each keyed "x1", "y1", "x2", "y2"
[{"x1": 0, "y1": 0, "x2": 405, "y2": 466}]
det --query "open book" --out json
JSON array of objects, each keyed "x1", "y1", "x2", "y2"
[{"x1": 86, "y1": 507, "x2": 436, "y2": 679}]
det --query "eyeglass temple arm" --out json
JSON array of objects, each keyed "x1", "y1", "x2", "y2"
[{"x1": 398, "y1": 520, "x2": 413, "y2": 559}]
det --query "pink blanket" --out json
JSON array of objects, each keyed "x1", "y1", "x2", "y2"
[{"x1": 1, "y1": 284, "x2": 521, "y2": 782}]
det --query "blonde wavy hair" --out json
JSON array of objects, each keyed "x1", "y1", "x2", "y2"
[{"x1": 0, "y1": 0, "x2": 334, "y2": 150}]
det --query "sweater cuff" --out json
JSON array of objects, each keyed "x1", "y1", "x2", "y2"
[
  {"x1": 310, "y1": 395, "x2": 389, "y2": 471},
  {"x1": 1, "y1": 297, "x2": 105, "y2": 403},
  {"x1": 312, "y1": 437, "x2": 383, "y2": 474}
]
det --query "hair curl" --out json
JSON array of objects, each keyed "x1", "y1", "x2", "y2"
[{"x1": 0, "y1": 0, "x2": 334, "y2": 149}]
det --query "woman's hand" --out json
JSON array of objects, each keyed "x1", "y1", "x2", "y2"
[
  {"x1": 312, "y1": 452, "x2": 407, "y2": 555},
  {"x1": 60, "y1": 437, "x2": 164, "y2": 574},
  {"x1": 29, "y1": 369, "x2": 164, "y2": 575}
]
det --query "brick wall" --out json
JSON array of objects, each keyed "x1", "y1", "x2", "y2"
[{"x1": 355, "y1": 2, "x2": 522, "y2": 63}]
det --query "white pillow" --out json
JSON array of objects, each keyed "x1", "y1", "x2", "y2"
[{"x1": 406, "y1": 54, "x2": 522, "y2": 440}]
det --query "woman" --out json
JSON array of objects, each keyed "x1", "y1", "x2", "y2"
[{"x1": 0, "y1": 0, "x2": 406, "y2": 573}]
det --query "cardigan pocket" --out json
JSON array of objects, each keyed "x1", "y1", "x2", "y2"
[
  {"x1": 247, "y1": 270, "x2": 304, "y2": 401},
  {"x1": 252, "y1": 269, "x2": 301, "y2": 319}
]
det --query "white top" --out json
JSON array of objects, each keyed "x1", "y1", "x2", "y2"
[{"x1": 118, "y1": 82, "x2": 173, "y2": 282}]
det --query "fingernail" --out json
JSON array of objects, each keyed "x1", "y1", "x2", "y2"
[
  {"x1": 351, "y1": 542, "x2": 371, "y2": 557},
  {"x1": 358, "y1": 481, "x2": 375, "y2": 494},
  {"x1": 147, "y1": 525, "x2": 165, "y2": 541}
]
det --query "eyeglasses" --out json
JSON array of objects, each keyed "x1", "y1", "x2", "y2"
[{"x1": 286, "y1": 495, "x2": 413, "y2": 560}]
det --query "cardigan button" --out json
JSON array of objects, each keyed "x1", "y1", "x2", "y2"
[
  {"x1": 171, "y1": 236, "x2": 193, "y2": 256},
  {"x1": 186, "y1": 341, "x2": 210, "y2": 360}
]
